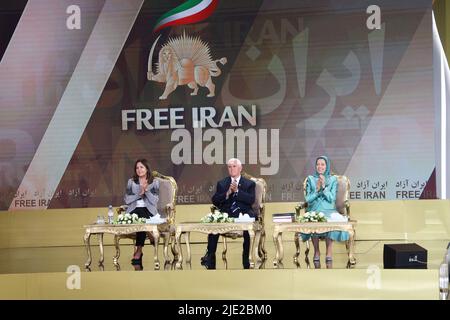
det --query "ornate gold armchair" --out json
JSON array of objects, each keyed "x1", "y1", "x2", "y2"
[
  {"x1": 294, "y1": 175, "x2": 355, "y2": 264},
  {"x1": 211, "y1": 172, "x2": 267, "y2": 261},
  {"x1": 116, "y1": 171, "x2": 178, "y2": 267}
]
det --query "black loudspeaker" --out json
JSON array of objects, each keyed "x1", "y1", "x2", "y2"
[{"x1": 383, "y1": 243, "x2": 427, "y2": 269}]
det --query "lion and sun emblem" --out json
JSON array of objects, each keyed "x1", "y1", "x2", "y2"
[{"x1": 147, "y1": 32, "x2": 227, "y2": 100}]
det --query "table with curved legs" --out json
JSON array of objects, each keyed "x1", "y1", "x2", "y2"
[
  {"x1": 83, "y1": 223, "x2": 174, "y2": 270},
  {"x1": 174, "y1": 222, "x2": 262, "y2": 269},
  {"x1": 272, "y1": 221, "x2": 357, "y2": 268}
]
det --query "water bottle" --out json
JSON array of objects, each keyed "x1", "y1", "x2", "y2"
[{"x1": 107, "y1": 205, "x2": 114, "y2": 224}]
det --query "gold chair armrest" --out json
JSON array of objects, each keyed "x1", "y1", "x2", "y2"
[
  {"x1": 295, "y1": 202, "x2": 308, "y2": 222},
  {"x1": 259, "y1": 204, "x2": 265, "y2": 225},
  {"x1": 344, "y1": 200, "x2": 350, "y2": 217},
  {"x1": 116, "y1": 205, "x2": 128, "y2": 214},
  {"x1": 165, "y1": 203, "x2": 175, "y2": 224},
  {"x1": 295, "y1": 202, "x2": 307, "y2": 216}
]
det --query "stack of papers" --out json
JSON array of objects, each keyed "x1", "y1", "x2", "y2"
[{"x1": 272, "y1": 213, "x2": 295, "y2": 223}]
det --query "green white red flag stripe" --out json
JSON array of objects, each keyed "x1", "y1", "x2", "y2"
[{"x1": 153, "y1": 0, "x2": 218, "y2": 33}]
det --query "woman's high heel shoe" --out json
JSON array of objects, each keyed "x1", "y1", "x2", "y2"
[{"x1": 131, "y1": 252, "x2": 143, "y2": 264}]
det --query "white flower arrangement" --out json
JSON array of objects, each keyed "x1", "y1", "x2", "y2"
[
  {"x1": 297, "y1": 211, "x2": 327, "y2": 223},
  {"x1": 201, "y1": 210, "x2": 235, "y2": 223},
  {"x1": 115, "y1": 212, "x2": 146, "y2": 225}
]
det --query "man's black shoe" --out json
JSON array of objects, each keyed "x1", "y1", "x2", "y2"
[
  {"x1": 200, "y1": 252, "x2": 209, "y2": 264},
  {"x1": 201, "y1": 252, "x2": 216, "y2": 269},
  {"x1": 242, "y1": 253, "x2": 250, "y2": 269}
]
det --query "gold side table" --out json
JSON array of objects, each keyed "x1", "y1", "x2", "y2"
[
  {"x1": 174, "y1": 222, "x2": 262, "y2": 269},
  {"x1": 272, "y1": 221, "x2": 357, "y2": 267},
  {"x1": 83, "y1": 222, "x2": 173, "y2": 270}
]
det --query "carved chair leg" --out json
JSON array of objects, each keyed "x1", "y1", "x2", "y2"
[
  {"x1": 162, "y1": 233, "x2": 170, "y2": 262},
  {"x1": 259, "y1": 230, "x2": 267, "y2": 260},
  {"x1": 113, "y1": 235, "x2": 121, "y2": 266},
  {"x1": 175, "y1": 231, "x2": 183, "y2": 269},
  {"x1": 304, "y1": 239, "x2": 312, "y2": 266},
  {"x1": 305, "y1": 239, "x2": 310, "y2": 257},
  {"x1": 276, "y1": 232, "x2": 284, "y2": 267},
  {"x1": 222, "y1": 236, "x2": 228, "y2": 260},
  {"x1": 97, "y1": 233, "x2": 104, "y2": 266},
  {"x1": 84, "y1": 232, "x2": 92, "y2": 268},
  {"x1": 254, "y1": 230, "x2": 262, "y2": 263},
  {"x1": 170, "y1": 233, "x2": 178, "y2": 259},
  {"x1": 348, "y1": 229, "x2": 356, "y2": 265},
  {"x1": 185, "y1": 231, "x2": 192, "y2": 264},
  {"x1": 294, "y1": 232, "x2": 300, "y2": 263},
  {"x1": 152, "y1": 231, "x2": 161, "y2": 270}
]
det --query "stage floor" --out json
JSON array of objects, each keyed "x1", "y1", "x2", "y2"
[
  {"x1": 1, "y1": 201, "x2": 447, "y2": 299},
  {"x1": 0, "y1": 239, "x2": 446, "y2": 273},
  {"x1": 0, "y1": 239, "x2": 443, "y2": 299}
]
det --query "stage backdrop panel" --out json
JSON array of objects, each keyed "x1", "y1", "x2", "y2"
[{"x1": 0, "y1": 0, "x2": 434, "y2": 210}]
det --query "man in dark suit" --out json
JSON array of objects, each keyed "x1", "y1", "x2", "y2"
[{"x1": 201, "y1": 158, "x2": 256, "y2": 269}]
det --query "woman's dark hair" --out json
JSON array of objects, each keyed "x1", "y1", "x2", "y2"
[{"x1": 132, "y1": 158, "x2": 153, "y2": 184}]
